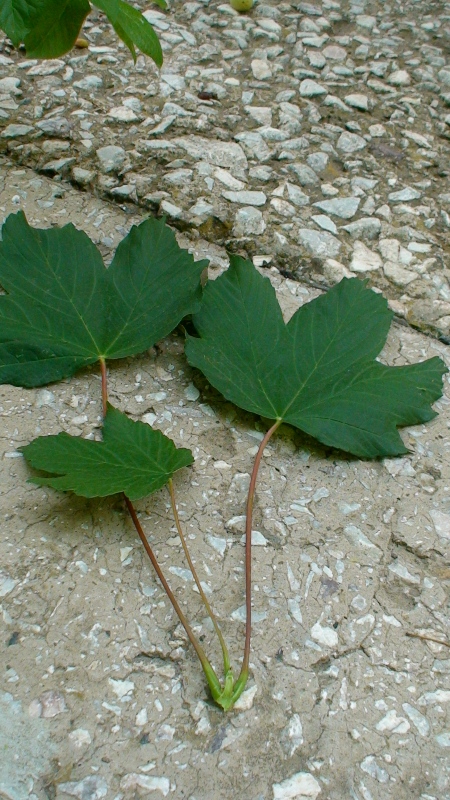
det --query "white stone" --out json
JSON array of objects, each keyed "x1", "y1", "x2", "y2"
[
  {"x1": 369, "y1": 123, "x2": 386, "y2": 137},
  {"x1": 313, "y1": 197, "x2": 360, "y2": 219},
  {"x1": 0, "y1": 574, "x2": 17, "y2": 597},
  {"x1": 383, "y1": 261, "x2": 417, "y2": 287},
  {"x1": 402, "y1": 703, "x2": 430, "y2": 737},
  {"x1": 184, "y1": 383, "x2": 200, "y2": 401},
  {"x1": 233, "y1": 207, "x2": 266, "y2": 236},
  {"x1": 96, "y1": 145, "x2": 126, "y2": 173},
  {"x1": 322, "y1": 45, "x2": 347, "y2": 61},
  {"x1": 388, "y1": 69, "x2": 411, "y2": 86},
  {"x1": 1, "y1": 124, "x2": 34, "y2": 138},
  {"x1": 388, "y1": 187, "x2": 421, "y2": 203},
  {"x1": 350, "y1": 241, "x2": 383, "y2": 272},
  {"x1": 323, "y1": 259, "x2": 355, "y2": 283},
  {"x1": 337, "y1": 132, "x2": 367, "y2": 153},
  {"x1": 59, "y1": 777, "x2": 108, "y2": 800},
  {"x1": 73, "y1": 74, "x2": 103, "y2": 90},
  {"x1": 223, "y1": 190, "x2": 266, "y2": 206},
  {"x1": 240, "y1": 531, "x2": 268, "y2": 546},
  {"x1": 297, "y1": 229, "x2": 341, "y2": 259},
  {"x1": 376, "y1": 709, "x2": 410, "y2": 734},
  {"x1": 430, "y1": 509, "x2": 450, "y2": 539},
  {"x1": 360, "y1": 756, "x2": 389, "y2": 783},
  {"x1": 68, "y1": 729, "x2": 92, "y2": 749},
  {"x1": 107, "y1": 106, "x2": 138, "y2": 122},
  {"x1": 310, "y1": 621, "x2": 338, "y2": 648},
  {"x1": 272, "y1": 771, "x2": 321, "y2": 799},
  {"x1": 233, "y1": 685, "x2": 257, "y2": 710},
  {"x1": 214, "y1": 167, "x2": 245, "y2": 190},
  {"x1": 436, "y1": 732, "x2": 450, "y2": 747},
  {"x1": 135, "y1": 708, "x2": 148, "y2": 726},
  {"x1": 251, "y1": 59, "x2": 272, "y2": 79},
  {"x1": 419, "y1": 690, "x2": 450, "y2": 705},
  {"x1": 109, "y1": 678, "x2": 134, "y2": 698},
  {"x1": 388, "y1": 562, "x2": 420, "y2": 584},
  {"x1": 311, "y1": 215, "x2": 337, "y2": 234},
  {"x1": 345, "y1": 93, "x2": 370, "y2": 111},
  {"x1": 177, "y1": 135, "x2": 248, "y2": 176},
  {"x1": 299, "y1": 79, "x2": 327, "y2": 97},
  {"x1": 120, "y1": 774, "x2": 170, "y2": 796},
  {"x1": 0, "y1": 77, "x2": 21, "y2": 94},
  {"x1": 160, "y1": 200, "x2": 183, "y2": 218},
  {"x1": 245, "y1": 105, "x2": 272, "y2": 126}
]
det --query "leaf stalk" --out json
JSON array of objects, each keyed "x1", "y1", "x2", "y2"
[
  {"x1": 238, "y1": 419, "x2": 281, "y2": 682},
  {"x1": 168, "y1": 478, "x2": 231, "y2": 675}
]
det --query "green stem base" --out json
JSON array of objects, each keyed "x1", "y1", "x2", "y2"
[{"x1": 205, "y1": 665, "x2": 249, "y2": 711}]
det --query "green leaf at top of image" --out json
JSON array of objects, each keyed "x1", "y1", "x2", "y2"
[
  {"x1": 0, "y1": 0, "x2": 34, "y2": 45},
  {"x1": 185, "y1": 259, "x2": 448, "y2": 459},
  {"x1": 21, "y1": 403, "x2": 193, "y2": 500},
  {"x1": 92, "y1": 0, "x2": 164, "y2": 66},
  {"x1": 22, "y1": 0, "x2": 90, "y2": 58},
  {"x1": 0, "y1": 212, "x2": 207, "y2": 388}
]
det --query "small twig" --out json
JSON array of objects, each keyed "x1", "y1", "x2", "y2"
[{"x1": 405, "y1": 631, "x2": 450, "y2": 648}]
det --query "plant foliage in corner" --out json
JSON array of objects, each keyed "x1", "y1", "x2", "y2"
[
  {"x1": 0, "y1": 0, "x2": 166, "y2": 64},
  {"x1": 3, "y1": 214, "x2": 446, "y2": 712}
]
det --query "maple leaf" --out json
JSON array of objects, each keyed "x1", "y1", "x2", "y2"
[
  {"x1": 21, "y1": 404, "x2": 193, "y2": 500},
  {"x1": 185, "y1": 258, "x2": 447, "y2": 458},
  {"x1": 0, "y1": 212, "x2": 207, "y2": 387}
]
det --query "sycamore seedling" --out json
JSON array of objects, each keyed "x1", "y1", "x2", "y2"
[{"x1": 1, "y1": 212, "x2": 446, "y2": 710}]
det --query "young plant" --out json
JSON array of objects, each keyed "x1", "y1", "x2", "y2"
[
  {"x1": 0, "y1": 0, "x2": 166, "y2": 64},
  {"x1": 1, "y1": 212, "x2": 447, "y2": 711}
]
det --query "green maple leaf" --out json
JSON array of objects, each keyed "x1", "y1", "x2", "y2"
[
  {"x1": 0, "y1": 212, "x2": 207, "y2": 388},
  {"x1": 21, "y1": 403, "x2": 193, "y2": 500},
  {"x1": 92, "y1": 0, "x2": 165, "y2": 66},
  {"x1": 22, "y1": 0, "x2": 90, "y2": 58},
  {"x1": 185, "y1": 258, "x2": 447, "y2": 458}
]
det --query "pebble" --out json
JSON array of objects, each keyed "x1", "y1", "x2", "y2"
[
  {"x1": 1, "y1": 123, "x2": 34, "y2": 137},
  {"x1": 350, "y1": 241, "x2": 383, "y2": 272},
  {"x1": 233, "y1": 206, "x2": 266, "y2": 236},
  {"x1": 297, "y1": 228, "x2": 341, "y2": 259},
  {"x1": 299, "y1": 79, "x2": 327, "y2": 98},
  {"x1": 251, "y1": 59, "x2": 272, "y2": 80},
  {"x1": 337, "y1": 132, "x2": 367, "y2": 153},
  {"x1": 388, "y1": 187, "x2": 422, "y2": 203},
  {"x1": 58, "y1": 777, "x2": 108, "y2": 800},
  {"x1": 272, "y1": 771, "x2": 321, "y2": 800},
  {"x1": 96, "y1": 145, "x2": 126, "y2": 173},
  {"x1": 313, "y1": 197, "x2": 360, "y2": 219},
  {"x1": 222, "y1": 190, "x2": 266, "y2": 206}
]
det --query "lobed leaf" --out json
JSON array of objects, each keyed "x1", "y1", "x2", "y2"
[
  {"x1": 21, "y1": 404, "x2": 193, "y2": 500},
  {"x1": 0, "y1": 212, "x2": 207, "y2": 388},
  {"x1": 22, "y1": 0, "x2": 90, "y2": 58},
  {"x1": 185, "y1": 259, "x2": 447, "y2": 458},
  {"x1": 92, "y1": 0, "x2": 163, "y2": 66},
  {"x1": 0, "y1": 0, "x2": 34, "y2": 45}
]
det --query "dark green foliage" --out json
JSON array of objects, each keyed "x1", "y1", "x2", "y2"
[
  {"x1": 0, "y1": 212, "x2": 207, "y2": 387},
  {"x1": 21, "y1": 403, "x2": 193, "y2": 500},
  {"x1": 186, "y1": 258, "x2": 447, "y2": 458}
]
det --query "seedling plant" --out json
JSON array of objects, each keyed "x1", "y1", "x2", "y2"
[{"x1": 0, "y1": 211, "x2": 447, "y2": 710}]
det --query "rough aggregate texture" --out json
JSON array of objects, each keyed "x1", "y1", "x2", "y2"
[
  {"x1": 0, "y1": 0, "x2": 449, "y2": 337},
  {"x1": 0, "y1": 0, "x2": 450, "y2": 797}
]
